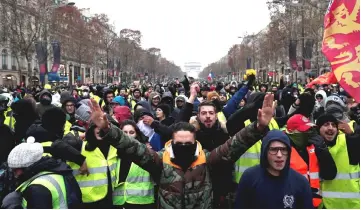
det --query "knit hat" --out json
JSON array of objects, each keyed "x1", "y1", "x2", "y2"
[
  {"x1": 111, "y1": 96, "x2": 126, "y2": 106},
  {"x1": 326, "y1": 94, "x2": 347, "y2": 111},
  {"x1": 157, "y1": 104, "x2": 171, "y2": 117},
  {"x1": 8, "y1": 136, "x2": 43, "y2": 169},
  {"x1": 42, "y1": 107, "x2": 66, "y2": 134},
  {"x1": 207, "y1": 91, "x2": 220, "y2": 102},
  {"x1": 134, "y1": 108, "x2": 153, "y2": 122},
  {"x1": 75, "y1": 104, "x2": 91, "y2": 122},
  {"x1": 316, "y1": 114, "x2": 338, "y2": 129}
]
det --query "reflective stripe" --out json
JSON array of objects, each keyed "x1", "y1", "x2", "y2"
[
  {"x1": 77, "y1": 176, "x2": 117, "y2": 188},
  {"x1": 73, "y1": 162, "x2": 117, "y2": 176},
  {"x1": 322, "y1": 191, "x2": 360, "y2": 199},
  {"x1": 334, "y1": 172, "x2": 360, "y2": 180},
  {"x1": 240, "y1": 152, "x2": 260, "y2": 159},
  {"x1": 113, "y1": 190, "x2": 125, "y2": 196},
  {"x1": 77, "y1": 178, "x2": 108, "y2": 188},
  {"x1": 235, "y1": 165, "x2": 250, "y2": 173},
  {"x1": 38, "y1": 175, "x2": 68, "y2": 209},
  {"x1": 309, "y1": 172, "x2": 319, "y2": 179},
  {"x1": 127, "y1": 176, "x2": 151, "y2": 183},
  {"x1": 126, "y1": 189, "x2": 154, "y2": 196}
]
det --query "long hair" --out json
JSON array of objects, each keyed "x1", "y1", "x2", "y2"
[{"x1": 119, "y1": 120, "x2": 148, "y2": 144}]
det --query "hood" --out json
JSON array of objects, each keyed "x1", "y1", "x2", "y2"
[
  {"x1": 61, "y1": 96, "x2": 76, "y2": 108},
  {"x1": 113, "y1": 106, "x2": 132, "y2": 124},
  {"x1": 25, "y1": 124, "x2": 58, "y2": 143},
  {"x1": 280, "y1": 87, "x2": 297, "y2": 113},
  {"x1": 147, "y1": 92, "x2": 161, "y2": 105},
  {"x1": 175, "y1": 95, "x2": 188, "y2": 102},
  {"x1": 260, "y1": 130, "x2": 291, "y2": 176},
  {"x1": 162, "y1": 91, "x2": 173, "y2": 100},
  {"x1": 60, "y1": 91, "x2": 71, "y2": 104},
  {"x1": 39, "y1": 89, "x2": 52, "y2": 99},
  {"x1": 134, "y1": 100, "x2": 152, "y2": 113},
  {"x1": 315, "y1": 90, "x2": 327, "y2": 108},
  {"x1": 20, "y1": 157, "x2": 72, "y2": 184}
]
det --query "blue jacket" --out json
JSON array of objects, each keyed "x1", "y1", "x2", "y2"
[
  {"x1": 222, "y1": 86, "x2": 248, "y2": 119},
  {"x1": 235, "y1": 130, "x2": 313, "y2": 209}
]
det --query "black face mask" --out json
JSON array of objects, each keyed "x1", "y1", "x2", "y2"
[
  {"x1": 40, "y1": 97, "x2": 51, "y2": 105},
  {"x1": 171, "y1": 141, "x2": 197, "y2": 170}
]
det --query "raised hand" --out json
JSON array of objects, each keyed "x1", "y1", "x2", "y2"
[
  {"x1": 88, "y1": 99, "x2": 110, "y2": 130},
  {"x1": 257, "y1": 93, "x2": 276, "y2": 130}
]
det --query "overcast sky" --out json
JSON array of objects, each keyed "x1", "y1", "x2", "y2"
[{"x1": 72, "y1": 0, "x2": 271, "y2": 70}]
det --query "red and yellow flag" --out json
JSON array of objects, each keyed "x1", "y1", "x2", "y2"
[
  {"x1": 306, "y1": 72, "x2": 337, "y2": 88},
  {"x1": 322, "y1": 0, "x2": 360, "y2": 102}
]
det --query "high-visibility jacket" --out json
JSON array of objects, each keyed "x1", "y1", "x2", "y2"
[
  {"x1": 4, "y1": 109, "x2": 15, "y2": 130},
  {"x1": 127, "y1": 99, "x2": 137, "y2": 113},
  {"x1": 67, "y1": 141, "x2": 119, "y2": 203},
  {"x1": 233, "y1": 118, "x2": 279, "y2": 183},
  {"x1": 290, "y1": 145, "x2": 321, "y2": 208},
  {"x1": 16, "y1": 171, "x2": 68, "y2": 209},
  {"x1": 320, "y1": 133, "x2": 360, "y2": 209},
  {"x1": 217, "y1": 112, "x2": 227, "y2": 124},
  {"x1": 113, "y1": 163, "x2": 154, "y2": 206},
  {"x1": 64, "y1": 121, "x2": 72, "y2": 135},
  {"x1": 41, "y1": 141, "x2": 53, "y2": 157},
  {"x1": 90, "y1": 93, "x2": 101, "y2": 104}
]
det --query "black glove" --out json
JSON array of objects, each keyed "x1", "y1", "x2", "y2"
[
  {"x1": 308, "y1": 134, "x2": 327, "y2": 150},
  {"x1": 245, "y1": 75, "x2": 256, "y2": 89},
  {"x1": 1, "y1": 191, "x2": 23, "y2": 209}
]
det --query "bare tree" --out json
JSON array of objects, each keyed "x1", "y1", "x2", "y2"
[{"x1": 0, "y1": 0, "x2": 48, "y2": 84}]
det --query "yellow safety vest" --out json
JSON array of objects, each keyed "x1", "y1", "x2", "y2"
[
  {"x1": 41, "y1": 141, "x2": 53, "y2": 157},
  {"x1": 217, "y1": 112, "x2": 227, "y2": 124},
  {"x1": 67, "y1": 141, "x2": 119, "y2": 203},
  {"x1": 127, "y1": 99, "x2": 137, "y2": 113},
  {"x1": 64, "y1": 121, "x2": 72, "y2": 135},
  {"x1": 4, "y1": 109, "x2": 15, "y2": 130},
  {"x1": 113, "y1": 163, "x2": 154, "y2": 206},
  {"x1": 320, "y1": 133, "x2": 360, "y2": 209},
  {"x1": 16, "y1": 171, "x2": 68, "y2": 209},
  {"x1": 91, "y1": 94, "x2": 101, "y2": 104},
  {"x1": 233, "y1": 118, "x2": 279, "y2": 183}
]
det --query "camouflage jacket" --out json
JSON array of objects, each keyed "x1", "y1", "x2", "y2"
[{"x1": 103, "y1": 122, "x2": 265, "y2": 209}]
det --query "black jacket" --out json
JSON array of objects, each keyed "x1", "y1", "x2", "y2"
[
  {"x1": 2, "y1": 157, "x2": 82, "y2": 209},
  {"x1": 26, "y1": 124, "x2": 86, "y2": 167}
]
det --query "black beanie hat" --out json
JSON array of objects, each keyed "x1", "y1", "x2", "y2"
[
  {"x1": 157, "y1": 104, "x2": 171, "y2": 117},
  {"x1": 42, "y1": 107, "x2": 66, "y2": 133},
  {"x1": 316, "y1": 114, "x2": 338, "y2": 129}
]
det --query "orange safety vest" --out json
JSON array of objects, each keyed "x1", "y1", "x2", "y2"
[{"x1": 290, "y1": 145, "x2": 321, "y2": 208}]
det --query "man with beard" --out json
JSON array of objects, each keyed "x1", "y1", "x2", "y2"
[
  {"x1": 177, "y1": 83, "x2": 232, "y2": 208},
  {"x1": 101, "y1": 89, "x2": 115, "y2": 115},
  {"x1": 86, "y1": 93, "x2": 275, "y2": 208},
  {"x1": 128, "y1": 88, "x2": 144, "y2": 113},
  {"x1": 315, "y1": 114, "x2": 360, "y2": 209}
]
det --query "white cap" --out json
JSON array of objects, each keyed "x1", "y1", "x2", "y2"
[{"x1": 8, "y1": 136, "x2": 43, "y2": 169}]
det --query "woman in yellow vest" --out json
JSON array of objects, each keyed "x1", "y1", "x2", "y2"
[
  {"x1": 113, "y1": 120, "x2": 155, "y2": 209},
  {"x1": 316, "y1": 114, "x2": 360, "y2": 209}
]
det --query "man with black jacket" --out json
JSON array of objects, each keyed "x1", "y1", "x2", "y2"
[
  {"x1": 316, "y1": 114, "x2": 360, "y2": 209},
  {"x1": 2, "y1": 138, "x2": 82, "y2": 209}
]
